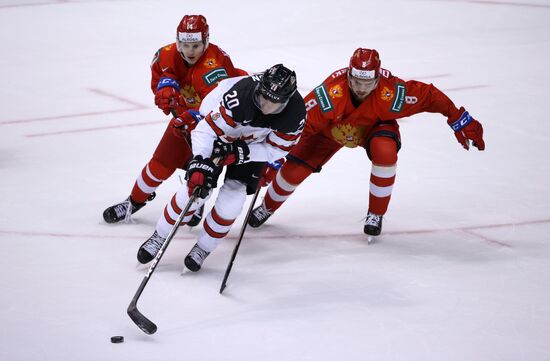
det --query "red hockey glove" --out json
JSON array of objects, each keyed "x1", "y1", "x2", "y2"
[
  {"x1": 171, "y1": 110, "x2": 203, "y2": 138},
  {"x1": 154, "y1": 77, "x2": 183, "y2": 115},
  {"x1": 212, "y1": 139, "x2": 250, "y2": 166},
  {"x1": 447, "y1": 108, "x2": 485, "y2": 151},
  {"x1": 260, "y1": 158, "x2": 285, "y2": 187},
  {"x1": 185, "y1": 156, "x2": 219, "y2": 198}
]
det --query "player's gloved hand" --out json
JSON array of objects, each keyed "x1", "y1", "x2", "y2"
[
  {"x1": 260, "y1": 158, "x2": 285, "y2": 187},
  {"x1": 171, "y1": 110, "x2": 202, "y2": 138},
  {"x1": 155, "y1": 77, "x2": 183, "y2": 115},
  {"x1": 212, "y1": 139, "x2": 250, "y2": 166},
  {"x1": 185, "y1": 156, "x2": 219, "y2": 198},
  {"x1": 447, "y1": 107, "x2": 485, "y2": 151}
]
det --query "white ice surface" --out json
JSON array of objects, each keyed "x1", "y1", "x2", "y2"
[{"x1": 1, "y1": 0, "x2": 550, "y2": 360}]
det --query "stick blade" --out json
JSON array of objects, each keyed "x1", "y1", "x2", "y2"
[{"x1": 127, "y1": 303, "x2": 157, "y2": 335}]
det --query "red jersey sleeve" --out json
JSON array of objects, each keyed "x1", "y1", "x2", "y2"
[
  {"x1": 302, "y1": 90, "x2": 331, "y2": 137},
  {"x1": 376, "y1": 75, "x2": 463, "y2": 121},
  {"x1": 150, "y1": 44, "x2": 179, "y2": 94}
]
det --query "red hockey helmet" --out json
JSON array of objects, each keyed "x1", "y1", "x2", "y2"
[
  {"x1": 348, "y1": 48, "x2": 381, "y2": 80},
  {"x1": 176, "y1": 15, "x2": 209, "y2": 48}
]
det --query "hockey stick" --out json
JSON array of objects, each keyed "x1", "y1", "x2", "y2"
[
  {"x1": 219, "y1": 176, "x2": 264, "y2": 294},
  {"x1": 127, "y1": 157, "x2": 221, "y2": 335}
]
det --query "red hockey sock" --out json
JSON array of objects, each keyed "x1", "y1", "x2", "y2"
[
  {"x1": 368, "y1": 137, "x2": 398, "y2": 215},
  {"x1": 131, "y1": 158, "x2": 175, "y2": 204},
  {"x1": 263, "y1": 162, "x2": 312, "y2": 212}
]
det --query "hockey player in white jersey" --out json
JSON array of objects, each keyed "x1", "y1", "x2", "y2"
[{"x1": 136, "y1": 64, "x2": 306, "y2": 271}]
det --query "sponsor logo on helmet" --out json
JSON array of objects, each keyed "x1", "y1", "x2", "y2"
[
  {"x1": 390, "y1": 84, "x2": 406, "y2": 112},
  {"x1": 381, "y1": 86, "x2": 394, "y2": 102},
  {"x1": 329, "y1": 84, "x2": 344, "y2": 99},
  {"x1": 203, "y1": 68, "x2": 229, "y2": 86},
  {"x1": 204, "y1": 58, "x2": 218, "y2": 68},
  {"x1": 178, "y1": 32, "x2": 202, "y2": 43},
  {"x1": 351, "y1": 67, "x2": 376, "y2": 80}
]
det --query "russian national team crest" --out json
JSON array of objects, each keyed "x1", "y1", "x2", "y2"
[
  {"x1": 381, "y1": 86, "x2": 394, "y2": 102},
  {"x1": 330, "y1": 124, "x2": 367, "y2": 148},
  {"x1": 204, "y1": 58, "x2": 218, "y2": 69},
  {"x1": 329, "y1": 84, "x2": 344, "y2": 99},
  {"x1": 181, "y1": 85, "x2": 201, "y2": 108}
]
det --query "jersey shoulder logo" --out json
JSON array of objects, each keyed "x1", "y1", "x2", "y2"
[
  {"x1": 151, "y1": 50, "x2": 160, "y2": 68},
  {"x1": 380, "y1": 86, "x2": 394, "y2": 102},
  {"x1": 204, "y1": 57, "x2": 218, "y2": 69},
  {"x1": 314, "y1": 84, "x2": 334, "y2": 113},
  {"x1": 390, "y1": 84, "x2": 406, "y2": 112},
  {"x1": 203, "y1": 68, "x2": 229, "y2": 86},
  {"x1": 329, "y1": 84, "x2": 344, "y2": 99}
]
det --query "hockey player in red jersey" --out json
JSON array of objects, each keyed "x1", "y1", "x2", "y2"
[
  {"x1": 136, "y1": 64, "x2": 306, "y2": 271},
  {"x1": 248, "y1": 48, "x2": 485, "y2": 238},
  {"x1": 103, "y1": 15, "x2": 246, "y2": 225}
]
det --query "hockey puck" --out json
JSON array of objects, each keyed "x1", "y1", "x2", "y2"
[{"x1": 110, "y1": 336, "x2": 124, "y2": 343}]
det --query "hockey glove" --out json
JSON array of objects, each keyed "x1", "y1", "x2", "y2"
[
  {"x1": 212, "y1": 139, "x2": 250, "y2": 166},
  {"x1": 171, "y1": 110, "x2": 202, "y2": 138},
  {"x1": 260, "y1": 158, "x2": 285, "y2": 187},
  {"x1": 447, "y1": 108, "x2": 485, "y2": 151},
  {"x1": 185, "y1": 156, "x2": 219, "y2": 198},
  {"x1": 155, "y1": 77, "x2": 184, "y2": 115}
]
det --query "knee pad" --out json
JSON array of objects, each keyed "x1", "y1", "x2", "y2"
[
  {"x1": 368, "y1": 136, "x2": 398, "y2": 165},
  {"x1": 280, "y1": 161, "x2": 313, "y2": 185},
  {"x1": 148, "y1": 157, "x2": 176, "y2": 181},
  {"x1": 214, "y1": 179, "x2": 247, "y2": 219}
]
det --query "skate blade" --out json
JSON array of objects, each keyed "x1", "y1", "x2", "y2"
[
  {"x1": 367, "y1": 235, "x2": 376, "y2": 244},
  {"x1": 180, "y1": 265, "x2": 190, "y2": 276}
]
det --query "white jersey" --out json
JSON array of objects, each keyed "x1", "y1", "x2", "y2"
[{"x1": 192, "y1": 75, "x2": 306, "y2": 163}]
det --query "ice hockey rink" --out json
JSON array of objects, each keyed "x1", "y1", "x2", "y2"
[{"x1": 1, "y1": 0, "x2": 549, "y2": 360}]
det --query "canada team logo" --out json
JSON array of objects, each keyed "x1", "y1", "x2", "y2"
[
  {"x1": 329, "y1": 84, "x2": 344, "y2": 99},
  {"x1": 204, "y1": 58, "x2": 218, "y2": 68},
  {"x1": 381, "y1": 86, "x2": 394, "y2": 102}
]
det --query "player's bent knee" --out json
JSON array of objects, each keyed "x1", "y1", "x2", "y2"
[
  {"x1": 368, "y1": 136, "x2": 398, "y2": 165},
  {"x1": 280, "y1": 161, "x2": 312, "y2": 185}
]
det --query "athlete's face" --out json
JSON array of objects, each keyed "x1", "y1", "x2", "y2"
[
  {"x1": 348, "y1": 76, "x2": 379, "y2": 101},
  {"x1": 177, "y1": 41, "x2": 205, "y2": 65},
  {"x1": 254, "y1": 93, "x2": 288, "y2": 115}
]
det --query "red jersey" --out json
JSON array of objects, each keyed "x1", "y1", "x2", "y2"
[
  {"x1": 303, "y1": 68, "x2": 463, "y2": 147},
  {"x1": 150, "y1": 43, "x2": 246, "y2": 110}
]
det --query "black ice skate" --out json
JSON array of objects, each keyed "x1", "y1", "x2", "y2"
[
  {"x1": 103, "y1": 193, "x2": 156, "y2": 224},
  {"x1": 363, "y1": 212, "x2": 383, "y2": 236},
  {"x1": 187, "y1": 205, "x2": 204, "y2": 227},
  {"x1": 137, "y1": 230, "x2": 166, "y2": 264},
  {"x1": 248, "y1": 204, "x2": 273, "y2": 228},
  {"x1": 184, "y1": 243, "x2": 210, "y2": 272}
]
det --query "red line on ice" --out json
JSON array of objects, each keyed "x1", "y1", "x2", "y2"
[
  {"x1": 2, "y1": 219, "x2": 548, "y2": 245},
  {"x1": 25, "y1": 120, "x2": 164, "y2": 137},
  {"x1": 1, "y1": 88, "x2": 147, "y2": 125},
  {"x1": 453, "y1": 0, "x2": 550, "y2": 9}
]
